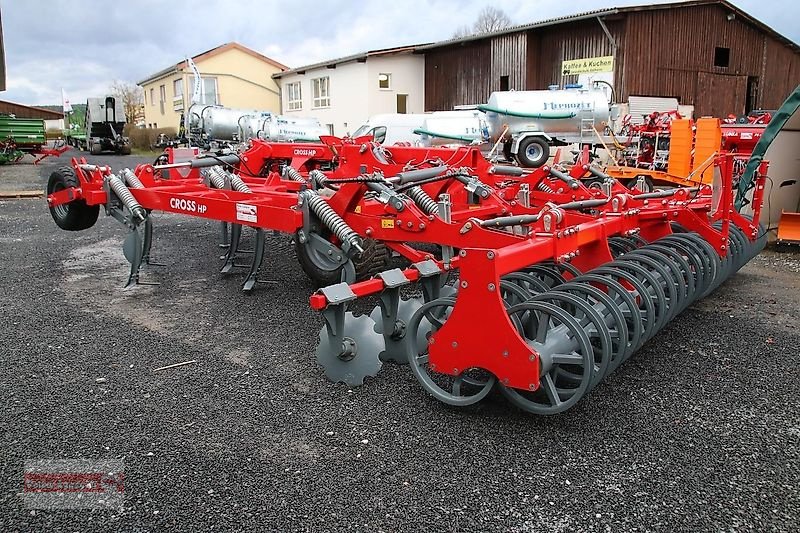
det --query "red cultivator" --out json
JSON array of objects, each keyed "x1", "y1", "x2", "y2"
[{"x1": 45, "y1": 137, "x2": 768, "y2": 414}]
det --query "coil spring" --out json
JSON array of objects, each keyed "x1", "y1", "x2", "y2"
[
  {"x1": 108, "y1": 174, "x2": 146, "y2": 219},
  {"x1": 302, "y1": 190, "x2": 362, "y2": 252},
  {"x1": 119, "y1": 168, "x2": 144, "y2": 189},
  {"x1": 537, "y1": 181, "x2": 555, "y2": 194},
  {"x1": 405, "y1": 186, "x2": 438, "y2": 215},
  {"x1": 283, "y1": 166, "x2": 306, "y2": 183},
  {"x1": 201, "y1": 166, "x2": 251, "y2": 193},
  {"x1": 229, "y1": 173, "x2": 251, "y2": 194},
  {"x1": 202, "y1": 166, "x2": 227, "y2": 189},
  {"x1": 309, "y1": 169, "x2": 332, "y2": 189}
]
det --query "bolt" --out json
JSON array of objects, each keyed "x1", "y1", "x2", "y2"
[
  {"x1": 429, "y1": 337, "x2": 435, "y2": 344},
  {"x1": 451, "y1": 341, "x2": 458, "y2": 348},
  {"x1": 487, "y1": 251, "x2": 495, "y2": 259},
  {"x1": 407, "y1": 221, "x2": 413, "y2": 228},
  {"x1": 327, "y1": 249, "x2": 333, "y2": 255},
  {"x1": 366, "y1": 228, "x2": 373, "y2": 236},
  {"x1": 488, "y1": 283, "x2": 496, "y2": 291},
  {"x1": 453, "y1": 367, "x2": 459, "y2": 373},
  {"x1": 529, "y1": 383, "x2": 537, "y2": 390},
  {"x1": 460, "y1": 281, "x2": 469, "y2": 289},
  {"x1": 502, "y1": 350, "x2": 509, "y2": 357},
  {"x1": 465, "y1": 222, "x2": 473, "y2": 230},
  {"x1": 459, "y1": 250, "x2": 467, "y2": 257},
  {"x1": 419, "y1": 223, "x2": 426, "y2": 230},
  {"x1": 529, "y1": 355, "x2": 536, "y2": 361},
  {"x1": 428, "y1": 215, "x2": 435, "y2": 221},
  {"x1": 502, "y1": 378, "x2": 509, "y2": 385}
]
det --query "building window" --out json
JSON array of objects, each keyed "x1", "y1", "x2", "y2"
[
  {"x1": 378, "y1": 73, "x2": 391, "y2": 89},
  {"x1": 174, "y1": 78, "x2": 183, "y2": 98},
  {"x1": 500, "y1": 75, "x2": 510, "y2": 91},
  {"x1": 312, "y1": 76, "x2": 330, "y2": 108},
  {"x1": 150, "y1": 88, "x2": 155, "y2": 107},
  {"x1": 201, "y1": 77, "x2": 218, "y2": 105},
  {"x1": 286, "y1": 82, "x2": 302, "y2": 111},
  {"x1": 159, "y1": 85, "x2": 166, "y2": 115},
  {"x1": 714, "y1": 47, "x2": 730, "y2": 68}
]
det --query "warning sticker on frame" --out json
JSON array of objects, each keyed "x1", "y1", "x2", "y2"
[{"x1": 236, "y1": 203, "x2": 258, "y2": 223}]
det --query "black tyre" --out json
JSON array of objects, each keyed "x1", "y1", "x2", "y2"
[
  {"x1": 90, "y1": 141, "x2": 102, "y2": 155},
  {"x1": 46, "y1": 166, "x2": 100, "y2": 231},
  {"x1": 120, "y1": 144, "x2": 132, "y2": 155},
  {"x1": 626, "y1": 175, "x2": 655, "y2": 193},
  {"x1": 516, "y1": 137, "x2": 550, "y2": 168},
  {"x1": 295, "y1": 236, "x2": 390, "y2": 287}
]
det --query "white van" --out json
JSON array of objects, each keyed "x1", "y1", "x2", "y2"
[
  {"x1": 351, "y1": 114, "x2": 427, "y2": 145},
  {"x1": 352, "y1": 111, "x2": 488, "y2": 146}
]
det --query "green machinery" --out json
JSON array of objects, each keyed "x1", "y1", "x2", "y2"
[{"x1": 0, "y1": 114, "x2": 66, "y2": 165}]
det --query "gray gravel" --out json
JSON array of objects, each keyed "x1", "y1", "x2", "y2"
[{"x1": 0, "y1": 153, "x2": 799, "y2": 532}]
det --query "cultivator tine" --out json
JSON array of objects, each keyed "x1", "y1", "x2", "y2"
[
  {"x1": 241, "y1": 229, "x2": 268, "y2": 292},
  {"x1": 220, "y1": 224, "x2": 243, "y2": 273},
  {"x1": 141, "y1": 218, "x2": 164, "y2": 266},
  {"x1": 219, "y1": 222, "x2": 230, "y2": 248}
]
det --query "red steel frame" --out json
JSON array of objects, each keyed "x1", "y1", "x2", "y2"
[{"x1": 46, "y1": 139, "x2": 766, "y2": 393}]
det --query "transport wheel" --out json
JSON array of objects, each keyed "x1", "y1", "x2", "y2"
[
  {"x1": 46, "y1": 166, "x2": 99, "y2": 231},
  {"x1": 295, "y1": 235, "x2": 390, "y2": 287},
  {"x1": 90, "y1": 141, "x2": 102, "y2": 155},
  {"x1": 516, "y1": 137, "x2": 550, "y2": 168}
]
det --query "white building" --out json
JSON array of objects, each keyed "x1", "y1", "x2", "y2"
[{"x1": 273, "y1": 45, "x2": 425, "y2": 137}]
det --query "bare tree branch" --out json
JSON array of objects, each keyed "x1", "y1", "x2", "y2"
[
  {"x1": 452, "y1": 24, "x2": 473, "y2": 39},
  {"x1": 110, "y1": 80, "x2": 144, "y2": 125},
  {"x1": 472, "y1": 6, "x2": 512, "y2": 34}
]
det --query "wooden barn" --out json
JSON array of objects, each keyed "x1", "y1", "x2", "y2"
[{"x1": 420, "y1": 0, "x2": 800, "y2": 118}]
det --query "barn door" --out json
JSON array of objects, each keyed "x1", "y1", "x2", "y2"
[{"x1": 696, "y1": 72, "x2": 747, "y2": 118}]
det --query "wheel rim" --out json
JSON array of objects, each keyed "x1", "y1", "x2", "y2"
[
  {"x1": 502, "y1": 300, "x2": 594, "y2": 414},
  {"x1": 526, "y1": 143, "x2": 543, "y2": 161},
  {"x1": 50, "y1": 182, "x2": 70, "y2": 219},
  {"x1": 405, "y1": 297, "x2": 496, "y2": 407}
]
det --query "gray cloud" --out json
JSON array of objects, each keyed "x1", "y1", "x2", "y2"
[{"x1": 1, "y1": 0, "x2": 797, "y2": 105}]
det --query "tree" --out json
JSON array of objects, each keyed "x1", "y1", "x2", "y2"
[
  {"x1": 451, "y1": 6, "x2": 512, "y2": 39},
  {"x1": 110, "y1": 80, "x2": 144, "y2": 125},
  {"x1": 473, "y1": 6, "x2": 512, "y2": 34}
]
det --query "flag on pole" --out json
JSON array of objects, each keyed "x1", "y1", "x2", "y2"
[
  {"x1": 187, "y1": 57, "x2": 202, "y2": 104},
  {"x1": 61, "y1": 88, "x2": 73, "y2": 113}
]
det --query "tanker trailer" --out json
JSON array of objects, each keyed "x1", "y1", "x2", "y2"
[
  {"x1": 479, "y1": 87, "x2": 617, "y2": 167},
  {"x1": 186, "y1": 104, "x2": 327, "y2": 148},
  {"x1": 242, "y1": 114, "x2": 329, "y2": 143},
  {"x1": 413, "y1": 110, "x2": 488, "y2": 147}
]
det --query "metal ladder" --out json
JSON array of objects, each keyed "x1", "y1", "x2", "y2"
[{"x1": 579, "y1": 105, "x2": 596, "y2": 146}]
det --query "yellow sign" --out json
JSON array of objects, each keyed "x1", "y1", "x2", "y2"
[
  {"x1": 381, "y1": 219, "x2": 395, "y2": 229},
  {"x1": 561, "y1": 56, "x2": 614, "y2": 75}
]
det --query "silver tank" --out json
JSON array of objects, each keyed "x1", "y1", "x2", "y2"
[
  {"x1": 187, "y1": 104, "x2": 264, "y2": 142},
  {"x1": 415, "y1": 111, "x2": 488, "y2": 146},
  {"x1": 482, "y1": 88, "x2": 610, "y2": 140},
  {"x1": 244, "y1": 115, "x2": 328, "y2": 142},
  {"x1": 188, "y1": 103, "x2": 326, "y2": 143}
]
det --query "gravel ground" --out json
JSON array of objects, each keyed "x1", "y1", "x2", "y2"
[{"x1": 1, "y1": 152, "x2": 799, "y2": 532}]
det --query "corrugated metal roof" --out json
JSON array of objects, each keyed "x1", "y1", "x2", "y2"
[{"x1": 418, "y1": 0, "x2": 799, "y2": 52}]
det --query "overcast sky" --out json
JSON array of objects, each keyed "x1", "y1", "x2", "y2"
[{"x1": 2, "y1": 0, "x2": 798, "y2": 106}]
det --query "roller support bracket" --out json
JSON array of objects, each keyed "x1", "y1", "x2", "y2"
[
  {"x1": 412, "y1": 260, "x2": 446, "y2": 302},
  {"x1": 375, "y1": 269, "x2": 412, "y2": 363}
]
